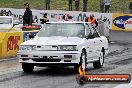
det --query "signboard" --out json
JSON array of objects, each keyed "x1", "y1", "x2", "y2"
[
  {"x1": 112, "y1": 14, "x2": 132, "y2": 31},
  {"x1": 0, "y1": 32, "x2": 23, "y2": 58}
]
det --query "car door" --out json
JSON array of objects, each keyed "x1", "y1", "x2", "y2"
[
  {"x1": 93, "y1": 31, "x2": 102, "y2": 59},
  {"x1": 85, "y1": 23, "x2": 97, "y2": 60}
]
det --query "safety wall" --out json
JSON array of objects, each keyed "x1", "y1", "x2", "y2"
[
  {"x1": 0, "y1": 33, "x2": 6, "y2": 57},
  {"x1": 0, "y1": 32, "x2": 23, "y2": 58},
  {"x1": 0, "y1": 8, "x2": 112, "y2": 29},
  {"x1": 0, "y1": 31, "x2": 38, "y2": 58},
  {"x1": 1, "y1": 8, "x2": 132, "y2": 31},
  {"x1": 112, "y1": 13, "x2": 132, "y2": 31}
]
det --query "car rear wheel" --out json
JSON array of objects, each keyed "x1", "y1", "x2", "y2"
[
  {"x1": 93, "y1": 51, "x2": 104, "y2": 69},
  {"x1": 22, "y1": 63, "x2": 34, "y2": 73}
]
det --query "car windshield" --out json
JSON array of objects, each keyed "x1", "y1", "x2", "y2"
[
  {"x1": 37, "y1": 23, "x2": 85, "y2": 37},
  {"x1": 0, "y1": 18, "x2": 12, "y2": 24}
]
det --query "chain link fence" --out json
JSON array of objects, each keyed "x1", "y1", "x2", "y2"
[
  {"x1": 1, "y1": 0, "x2": 131, "y2": 13},
  {"x1": 49, "y1": 0, "x2": 131, "y2": 13}
]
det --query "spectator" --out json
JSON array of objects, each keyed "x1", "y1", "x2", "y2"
[
  {"x1": 104, "y1": 0, "x2": 111, "y2": 13},
  {"x1": 40, "y1": 13, "x2": 49, "y2": 24},
  {"x1": 129, "y1": 2, "x2": 132, "y2": 13},
  {"x1": 85, "y1": 14, "x2": 98, "y2": 28},
  {"x1": 83, "y1": 0, "x2": 88, "y2": 12},
  {"x1": 0, "y1": 10, "x2": 4, "y2": 16},
  {"x1": 0, "y1": 10, "x2": 7, "y2": 16},
  {"x1": 74, "y1": 0, "x2": 80, "y2": 11},
  {"x1": 45, "y1": 0, "x2": 51, "y2": 10},
  {"x1": 68, "y1": 0, "x2": 73, "y2": 11},
  {"x1": 100, "y1": 0, "x2": 105, "y2": 13},
  {"x1": 23, "y1": 3, "x2": 33, "y2": 26}
]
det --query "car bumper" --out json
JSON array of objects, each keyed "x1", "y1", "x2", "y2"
[{"x1": 17, "y1": 51, "x2": 81, "y2": 65}]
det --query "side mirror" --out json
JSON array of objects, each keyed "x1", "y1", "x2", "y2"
[{"x1": 29, "y1": 34, "x2": 34, "y2": 39}]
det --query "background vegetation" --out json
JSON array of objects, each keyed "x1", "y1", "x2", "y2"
[{"x1": 0, "y1": 0, "x2": 131, "y2": 13}]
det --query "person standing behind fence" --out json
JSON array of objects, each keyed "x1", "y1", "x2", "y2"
[
  {"x1": 40, "y1": 13, "x2": 49, "y2": 24},
  {"x1": 85, "y1": 14, "x2": 98, "y2": 28},
  {"x1": 74, "y1": 0, "x2": 80, "y2": 11},
  {"x1": 104, "y1": 0, "x2": 111, "y2": 13},
  {"x1": 23, "y1": 3, "x2": 33, "y2": 26},
  {"x1": 83, "y1": 0, "x2": 88, "y2": 12},
  {"x1": 45, "y1": 0, "x2": 50, "y2": 10},
  {"x1": 100, "y1": 0, "x2": 105, "y2": 13},
  {"x1": 129, "y1": 2, "x2": 132, "y2": 13},
  {"x1": 68, "y1": 0, "x2": 73, "y2": 11}
]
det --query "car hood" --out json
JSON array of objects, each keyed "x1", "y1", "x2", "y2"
[{"x1": 21, "y1": 36, "x2": 84, "y2": 45}]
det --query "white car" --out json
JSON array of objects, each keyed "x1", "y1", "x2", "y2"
[
  {"x1": 17, "y1": 21, "x2": 108, "y2": 73},
  {"x1": 0, "y1": 16, "x2": 22, "y2": 32}
]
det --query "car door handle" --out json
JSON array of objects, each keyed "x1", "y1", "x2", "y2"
[{"x1": 94, "y1": 41, "x2": 96, "y2": 43}]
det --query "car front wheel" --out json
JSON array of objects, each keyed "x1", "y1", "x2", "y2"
[
  {"x1": 80, "y1": 50, "x2": 87, "y2": 70},
  {"x1": 74, "y1": 50, "x2": 87, "y2": 73}
]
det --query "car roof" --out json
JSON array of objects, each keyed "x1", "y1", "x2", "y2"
[{"x1": 46, "y1": 21, "x2": 92, "y2": 24}]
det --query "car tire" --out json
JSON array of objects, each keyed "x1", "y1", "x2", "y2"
[
  {"x1": 93, "y1": 51, "x2": 104, "y2": 69},
  {"x1": 74, "y1": 64, "x2": 80, "y2": 73},
  {"x1": 74, "y1": 50, "x2": 87, "y2": 73},
  {"x1": 80, "y1": 50, "x2": 87, "y2": 71},
  {"x1": 22, "y1": 63, "x2": 34, "y2": 73}
]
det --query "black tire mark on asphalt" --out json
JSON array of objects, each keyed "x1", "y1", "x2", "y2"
[
  {"x1": 0, "y1": 67, "x2": 75, "y2": 83},
  {"x1": 106, "y1": 47, "x2": 132, "y2": 58},
  {"x1": 0, "y1": 71, "x2": 27, "y2": 82},
  {"x1": 110, "y1": 57, "x2": 132, "y2": 65},
  {"x1": 86, "y1": 66, "x2": 118, "y2": 74}
]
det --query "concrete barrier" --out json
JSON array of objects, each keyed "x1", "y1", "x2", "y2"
[
  {"x1": 0, "y1": 31, "x2": 39, "y2": 58},
  {"x1": 0, "y1": 32, "x2": 23, "y2": 58}
]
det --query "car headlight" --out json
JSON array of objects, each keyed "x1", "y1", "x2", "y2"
[
  {"x1": 19, "y1": 45, "x2": 36, "y2": 51},
  {"x1": 57, "y1": 45, "x2": 77, "y2": 51}
]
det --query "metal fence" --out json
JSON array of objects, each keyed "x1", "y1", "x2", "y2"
[
  {"x1": 25, "y1": 0, "x2": 131, "y2": 13},
  {"x1": 52, "y1": 0, "x2": 132, "y2": 13}
]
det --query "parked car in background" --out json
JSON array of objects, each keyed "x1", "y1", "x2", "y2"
[{"x1": 0, "y1": 16, "x2": 22, "y2": 32}]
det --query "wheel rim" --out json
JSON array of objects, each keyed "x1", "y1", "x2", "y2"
[
  {"x1": 100, "y1": 52, "x2": 104, "y2": 66},
  {"x1": 81, "y1": 52, "x2": 86, "y2": 70}
]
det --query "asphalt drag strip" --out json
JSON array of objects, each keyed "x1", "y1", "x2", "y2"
[{"x1": 0, "y1": 30, "x2": 132, "y2": 88}]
